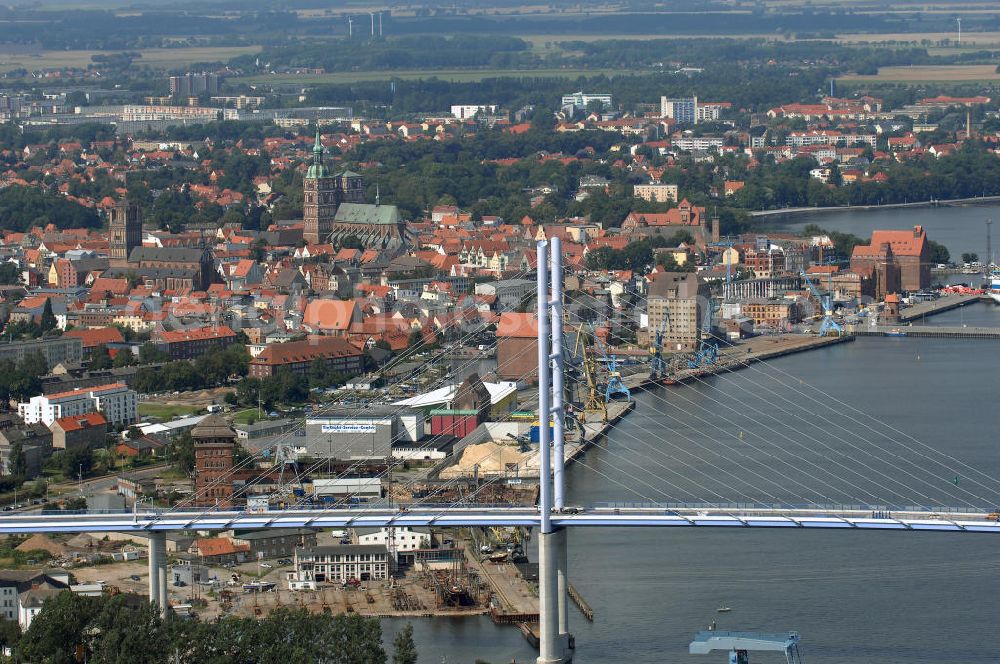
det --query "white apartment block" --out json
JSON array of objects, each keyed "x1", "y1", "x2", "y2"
[
  {"x1": 561, "y1": 91, "x2": 612, "y2": 110},
  {"x1": 18, "y1": 383, "x2": 137, "y2": 427},
  {"x1": 672, "y1": 136, "x2": 724, "y2": 151},
  {"x1": 786, "y1": 131, "x2": 877, "y2": 148},
  {"x1": 450, "y1": 104, "x2": 498, "y2": 120}
]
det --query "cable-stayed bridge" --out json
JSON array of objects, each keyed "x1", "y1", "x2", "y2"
[{"x1": 3, "y1": 239, "x2": 998, "y2": 664}]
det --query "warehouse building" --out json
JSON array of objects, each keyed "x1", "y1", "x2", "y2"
[{"x1": 304, "y1": 406, "x2": 424, "y2": 460}]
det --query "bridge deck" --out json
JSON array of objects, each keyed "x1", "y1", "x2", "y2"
[{"x1": 3, "y1": 506, "x2": 998, "y2": 534}]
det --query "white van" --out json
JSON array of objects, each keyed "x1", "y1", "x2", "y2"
[{"x1": 289, "y1": 580, "x2": 317, "y2": 591}]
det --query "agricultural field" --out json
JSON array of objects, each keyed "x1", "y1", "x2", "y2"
[
  {"x1": 839, "y1": 64, "x2": 1000, "y2": 82},
  {"x1": 0, "y1": 45, "x2": 261, "y2": 73}
]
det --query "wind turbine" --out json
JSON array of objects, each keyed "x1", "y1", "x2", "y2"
[{"x1": 957, "y1": 17, "x2": 962, "y2": 45}]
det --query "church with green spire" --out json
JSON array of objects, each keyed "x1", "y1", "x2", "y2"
[{"x1": 303, "y1": 130, "x2": 365, "y2": 244}]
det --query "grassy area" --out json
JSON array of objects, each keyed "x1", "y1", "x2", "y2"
[
  {"x1": 231, "y1": 408, "x2": 261, "y2": 425},
  {"x1": 0, "y1": 45, "x2": 261, "y2": 73},
  {"x1": 238, "y1": 66, "x2": 642, "y2": 86},
  {"x1": 839, "y1": 64, "x2": 1000, "y2": 82},
  {"x1": 138, "y1": 403, "x2": 201, "y2": 420}
]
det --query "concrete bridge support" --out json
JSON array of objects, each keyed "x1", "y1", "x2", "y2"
[
  {"x1": 147, "y1": 532, "x2": 168, "y2": 617},
  {"x1": 537, "y1": 239, "x2": 573, "y2": 664}
]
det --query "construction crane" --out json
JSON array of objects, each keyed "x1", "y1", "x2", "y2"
[
  {"x1": 649, "y1": 309, "x2": 670, "y2": 380},
  {"x1": 688, "y1": 297, "x2": 719, "y2": 369},
  {"x1": 572, "y1": 325, "x2": 607, "y2": 422},
  {"x1": 589, "y1": 324, "x2": 631, "y2": 402},
  {"x1": 799, "y1": 270, "x2": 842, "y2": 336},
  {"x1": 690, "y1": 630, "x2": 803, "y2": 664}
]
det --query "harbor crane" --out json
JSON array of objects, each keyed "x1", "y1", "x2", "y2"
[
  {"x1": 649, "y1": 310, "x2": 670, "y2": 380},
  {"x1": 799, "y1": 270, "x2": 843, "y2": 336},
  {"x1": 690, "y1": 630, "x2": 803, "y2": 664},
  {"x1": 589, "y1": 324, "x2": 631, "y2": 402},
  {"x1": 688, "y1": 297, "x2": 719, "y2": 369},
  {"x1": 572, "y1": 325, "x2": 608, "y2": 422}
]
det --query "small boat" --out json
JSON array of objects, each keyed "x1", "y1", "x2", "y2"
[
  {"x1": 884, "y1": 329, "x2": 907, "y2": 337},
  {"x1": 716, "y1": 607, "x2": 732, "y2": 613}
]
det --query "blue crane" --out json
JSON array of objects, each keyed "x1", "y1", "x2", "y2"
[
  {"x1": 688, "y1": 297, "x2": 719, "y2": 369},
  {"x1": 799, "y1": 270, "x2": 842, "y2": 336},
  {"x1": 649, "y1": 311, "x2": 670, "y2": 379},
  {"x1": 590, "y1": 324, "x2": 631, "y2": 402}
]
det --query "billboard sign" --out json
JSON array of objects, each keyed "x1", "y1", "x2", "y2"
[{"x1": 321, "y1": 423, "x2": 377, "y2": 434}]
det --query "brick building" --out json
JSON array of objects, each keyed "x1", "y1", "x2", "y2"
[
  {"x1": 50, "y1": 412, "x2": 107, "y2": 451},
  {"x1": 850, "y1": 242, "x2": 903, "y2": 300},
  {"x1": 741, "y1": 300, "x2": 801, "y2": 329},
  {"x1": 495, "y1": 312, "x2": 539, "y2": 382},
  {"x1": 248, "y1": 336, "x2": 364, "y2": 379},
  {"x1": 850, "y1": 226, "x2": 930, "y2": 292},
  {"x1": 156, "y1": 325, "x2": 237, "y2": 360},
  {"x1": 191, "y1": 414, "x2": 237, "y2": 508}
]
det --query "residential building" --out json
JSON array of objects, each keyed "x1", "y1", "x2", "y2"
[
  {"x1": 188, "y1": 537, "x2": 249, "y2": 565},
  {"x1": 474, "y1": 278, "x2": 534, "y2": 312},
  {"x1": 0, "y1": 337, "x2": 83, "y2": 370},
  {"x1": 0, "y1": 415, "x2": 53, "y2": 479},
  {"x1": 228, "y1": 529, "x2": 318, "y2": 560},
  {"x1": 633, "y1": 183, "x2": 679, "y2": 203},
  {"x1": 50, "y1": 412, "x2": 107, "y2": 451},
  {"x1": 450, "y1": 105, "x2": 497, "y2": 120},
  {"x1": 292, "y1": 544, "x2": 390, "y2": 583},
  {"x1": 18, "y1": 383, "x2": 137, "y2": 427},
  {"x1": 646, "y1": 271, "x2": 709, "y2": 351},
  {"x1": 248, "y1": 336, "x2": 364, "y2": 379},
  {"x1": 561, "y1": 91, "x2": 612, "y2": 110},
  {"x1": 168, "y1": 73, "x2": 220, "y2": 96},
  {"x1": 495, "y1": 312, "x2": 539, "y2": 382},
  {"x1": 661, "y1": 97, "x2": 698, "y2": 124},
  {"x1": 156, "y1": 325, "x2": 237, "y2": 360}
]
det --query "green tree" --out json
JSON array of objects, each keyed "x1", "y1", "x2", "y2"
[
  {"x1": 927, "y1": 240, "x2": 950, "y2": 265},
  {"x1": 112, "y1": 349, "x2": 137, "y2": 368},
  {"x1": 39, "y1": 298, "x2": 56, "y2": 333},
  {"x1": 89, "y1": 345, "x2": 113, "y2": 370},
  {"x1": 8, "y1": 441, "x2": 26, "y2": 480},
  {"x1": 393, "y1": 624, "x2": 418, "y2": 664},
  {"x1": 961, "y1": 252, "x2": 978, "y2": 264},
  {"x1": 138, "y1": 342, "x2": 170, "y2": 364}
]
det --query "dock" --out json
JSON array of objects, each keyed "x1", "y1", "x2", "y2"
[
  {"x1": 851, "y1": 325, "x2": 1000, "y2": 339},
  {"x1": 897, "y1": 294, "x2": 982, "y2": 322}
]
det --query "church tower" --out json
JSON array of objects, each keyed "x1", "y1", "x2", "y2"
[
  {"x1": 108, "y1": 200, "x2": 141, "y2": 267},
  {"x1": 303, "y1": 131, "x2": 338, "y2": 245}
]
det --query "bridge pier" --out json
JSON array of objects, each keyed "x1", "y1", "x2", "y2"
[
  {"x1": 537, "y1": 239, "x2": 573, "y2": 664},
  {"x1": 147, "y1": 531, "x2": 168, "y2": 617}
]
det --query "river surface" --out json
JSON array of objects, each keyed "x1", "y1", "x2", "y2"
[
  {"x1": 385, "y1": 208, "x2": 1000, "y2": 663},
  {"x1": 763, "y1": 202, "x2": 1000, "y2": 260}
]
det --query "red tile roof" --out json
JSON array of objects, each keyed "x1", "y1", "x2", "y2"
[
  {"x1": 53, "y1": 412, "x2": 107, "y2": 432},
  {"x1": 496, "y1": 312, "x2": 539, "y2": 339},
  {"x1": 65, "y1": 327, "x2": 125, "y2": 348}
]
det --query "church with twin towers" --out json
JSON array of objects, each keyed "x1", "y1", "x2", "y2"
[{"x1": 302, "y1": 131, "x2": 407, "y2": 251}]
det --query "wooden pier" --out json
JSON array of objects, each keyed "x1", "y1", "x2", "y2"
[{"x1": 568, "y1": 583, "x2": 594, "y2": 621}]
